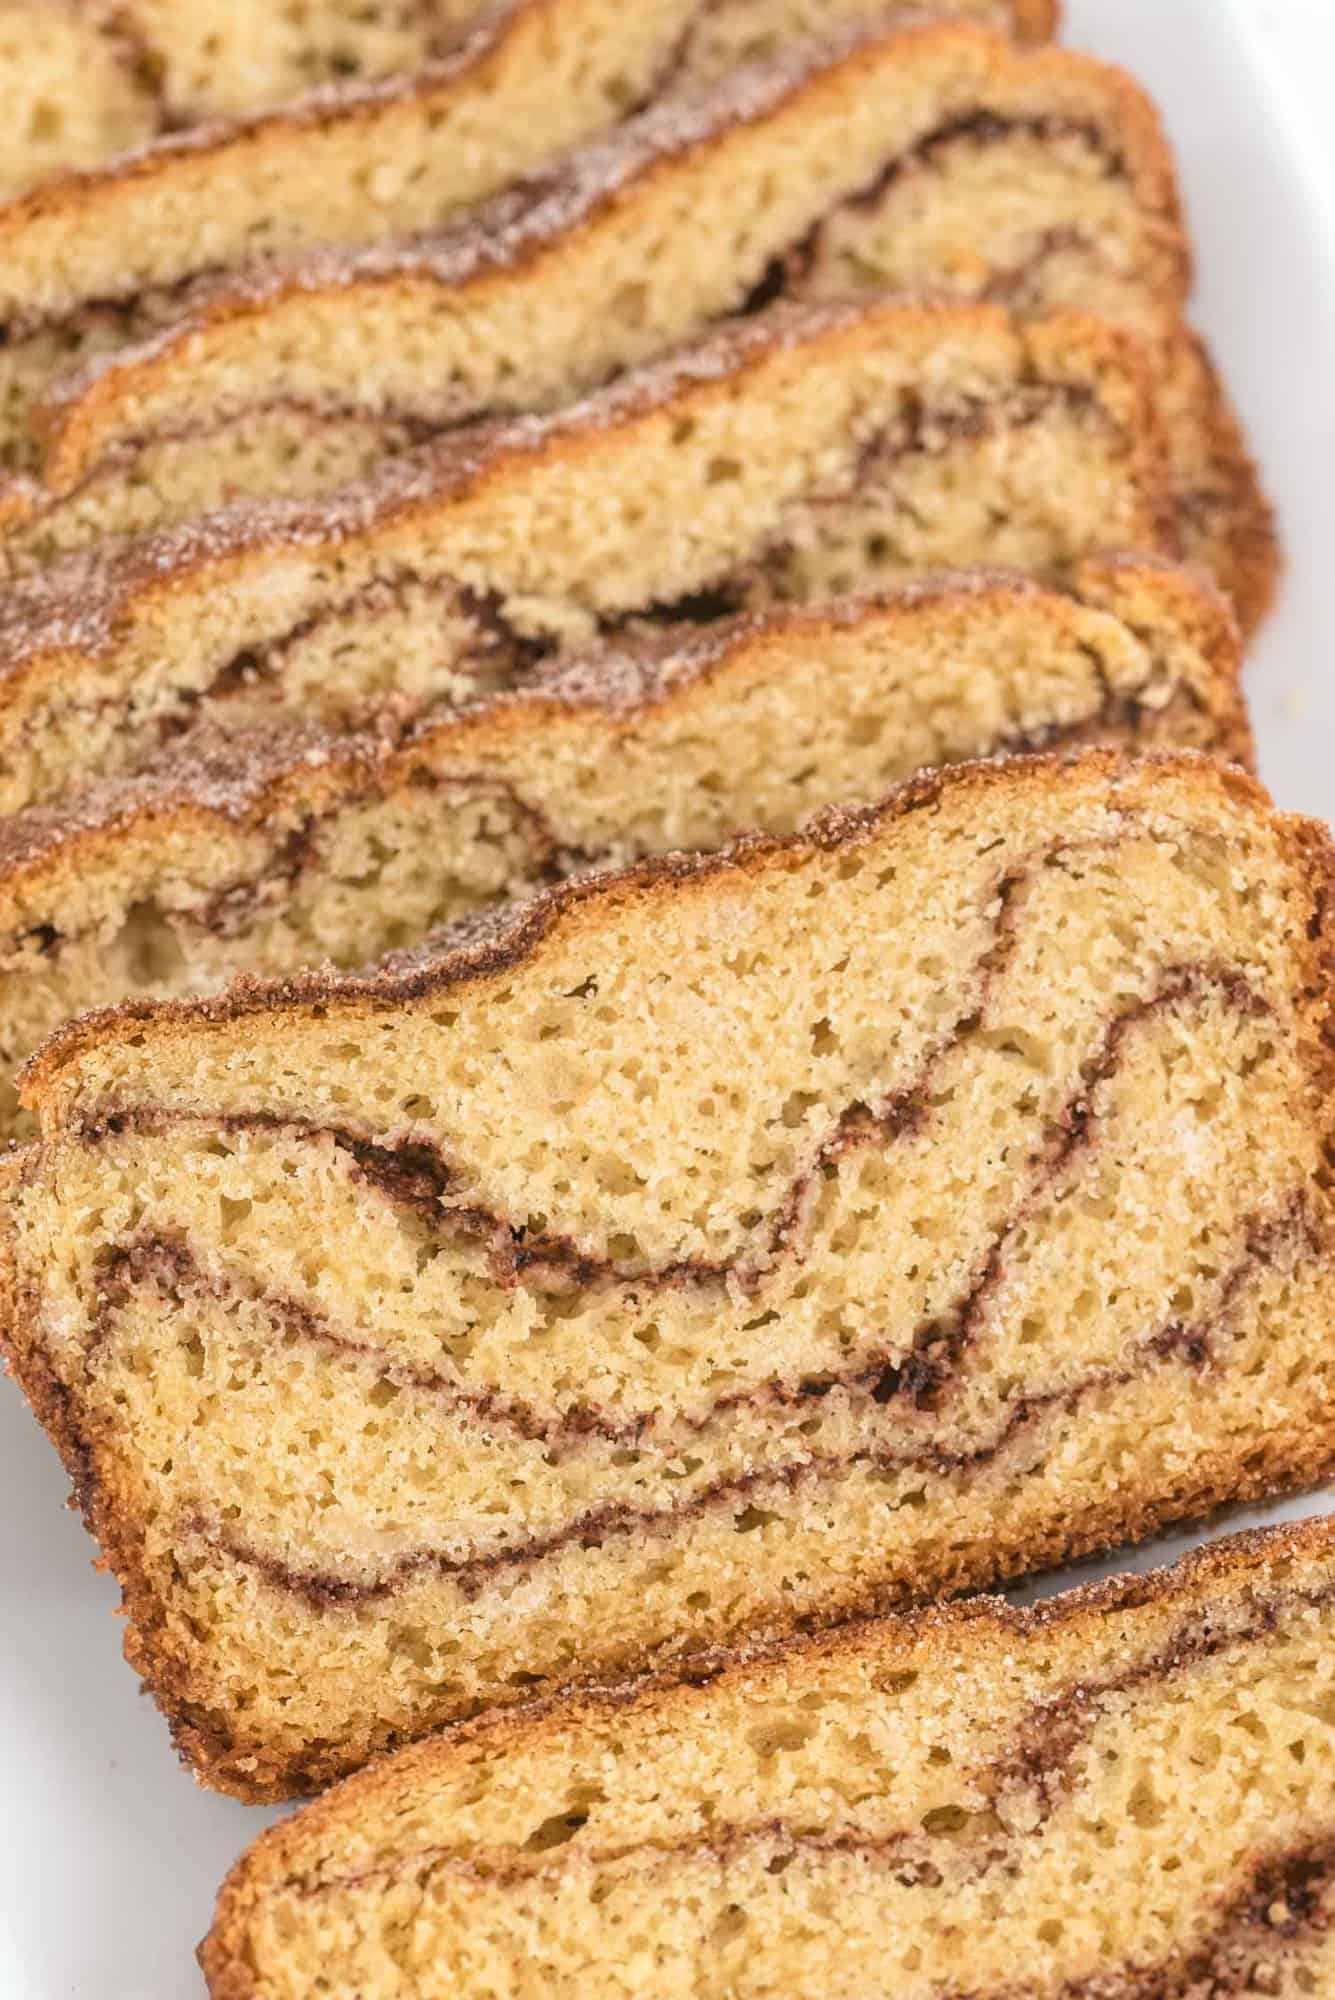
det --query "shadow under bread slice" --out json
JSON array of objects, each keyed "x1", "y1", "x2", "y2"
[
  {"x1": 0, "y1": 555, "x2": 1249, "y2": 1140},
  {"x1": 0, "y1": 294, "x2": 1179, "y2": 815},
  {"x1": 0, "y1": 0, "x2": 1053, "y2": 465},
  {"x1": 11, "y1": 18, "x2": 1273, "y2": 631},
  {"x1": 198, "y1": 1515, "x2": 1335, "y2": 2000},
  {"x1": 5, "y1": 749, "x2": 1334, "y2": 1800}
]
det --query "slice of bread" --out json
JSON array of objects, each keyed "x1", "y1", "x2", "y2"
[
  {"x1": 14, "y1": 19, "x2": 1182, "y2": 504},
  {"x1": 0, "y1": 0, "x2": 1056, "y2": 200},
  {"x1": 0, "y1": 556, "x2": 1249, "y2": 1138},
  {"x1": 0, "y1": 0, "x2": 1054, "y2": 467},
  {"x1": 5, "y1": 750, "x2": 1334, "y2": 1799},
  {"x1": 8, "y1": 20, "x2": 1273, "y2": 629},
  {"x1": 0, "y1": 295, "x2": 1180, "y2": 814},
  {"x1": 198, "y1": 1515, "x2": 1335, "y2": 2000}
]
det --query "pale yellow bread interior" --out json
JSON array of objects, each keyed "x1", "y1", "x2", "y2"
[
  {"x1": 200, "y1": 1516, "x2": 1335, "y2": 2000},
  {"x1": 0, "y1": 296, "x2": 1179, "y2": 815},
  {"x1": 0, "y1": 556, "x2": 1249, "y2": 1138},
  {"x1": 4, "y1": 751, "x2": 1334, "y2": 1799},
  {"x1": 0, "y1": 0, "x2": 531, "y2": 199}
]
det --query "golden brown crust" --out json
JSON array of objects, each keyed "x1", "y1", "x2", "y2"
[
  {"x1": 0, "y1": 297, "x2": 1177, "y2": 712},
  {"x1": 188, "y1": 1445, "x2": 1335, "y2": 1804},
  {"x1": 199, "y1": 1510, "x2": 1335, "y2": 1994},
  {"x1": 1174, "y1": 329, "x2": 1281, "y2": 638},
  {"x1": 0, "y1": 2, "x2": 1058, "y2": 326},
  {"x1": 0, "y1": 292, "x2": 1193, "y2": 838},
  {"x1": 0, "y1": 4, "x2": 525, "y2": 307},
  {"x1": 210, "y1": 1507, "x2": 1335, "y2": 1829},
  {"x1": 11, "y1": 1093, "x2": 1335, "y2": 1808}
]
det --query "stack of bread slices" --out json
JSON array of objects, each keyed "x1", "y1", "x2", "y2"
[{"x1": 2, "y1": 7, "x2": 1333, "y2": 1997}]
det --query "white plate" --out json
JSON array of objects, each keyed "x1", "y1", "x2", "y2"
[{"x1": 3, "y1": 2, "x2": 1334, "y2": 1990}]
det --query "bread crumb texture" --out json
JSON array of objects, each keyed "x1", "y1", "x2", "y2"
[
  {"x1": 0, "y1": 0, "x2": 1054, "y2": 202},
  {"x1": 0, "y1": 11, "x2": 1270, "y2": 627}
]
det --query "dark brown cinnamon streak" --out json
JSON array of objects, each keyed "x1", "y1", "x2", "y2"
[
  {"x1": 1046, "y1": 1832, "x2": 1335, "y2": 1999},
  {"x1": 284, "y1": 1832, "x2": 1335, "y2": 2000},
  {"x1": 197, "y1": 1520, "x2": 1335, "y2": 1980},
  {"x1": 784, "y1": 109, "x2": 1129, "y2": 289},
  {"x1": 88, "y1": 1177, "x2": 1304, "y2": 1462},
  {"x1": 93, "y1": 382, "x2": 1103, "y2": 741},
  {"x1": 181, "y1": 1204, "x2": 1312, "y2": 1612},
  {"x1": 2, "y1": 664, "x2": 1184, "y2": 973}
]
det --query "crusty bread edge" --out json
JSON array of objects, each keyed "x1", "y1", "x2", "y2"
[
  {"x1": 1175, "y1": 327, "x2": 1280, "y2": 638},
  {"x1": 0, "y1": 298, "x2": 1179, "y2": 709},
  {"x1": 0, "y1": 0, "x2": 1059, "y2": 299},
  {"x1": 0, "y1": 4, "x2": 534, "y2": 260},
  {"x1": 15, "y1": 747, "x2": 1280, "y2": 1113}
]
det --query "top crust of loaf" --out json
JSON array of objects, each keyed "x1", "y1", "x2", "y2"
[
  {"x1": 200, "y1": 1511, "x2": 1335, "y2": 1998},
  {"x1": 0, "y1": 295, "x2": 1168, "y2": 689},
  {"x1": 1009, "y1": 0, "x2": 1059, "y2": 30},
  {"x1": 16, "y1": 747, "x2": 1310, "y2": 1124},
  {"x1": 0, "y1": 4, "x2": 521, "y2": 313}
]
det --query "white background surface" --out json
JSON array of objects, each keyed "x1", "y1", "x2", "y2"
[
  {"x1": 3, "y1": 1, "x2": 1335, "y2": 1992},
  {"x1": 1246, "y1": 0, "x2": 1335, "y2": 184}
]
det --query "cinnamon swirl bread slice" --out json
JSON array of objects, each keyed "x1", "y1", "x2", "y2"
[
  {"x1": 17, "y1": 17, "x2": 1180, "y2": 514},
  {"x1": 5, "y1": 751, "x2": 1334, "y2": 1799},
  {"x1": 0, "y1": 0, "x2": 1052, "y2": 469},
  {"x1": 0, "y1": 0, "x2": 1056, "y2": 201},
  {"x1": 12, "y1": 19, "x2": 1271, "y2": 628},
  {"x1": 199, "y1": 1516, "x2": 1335, "y2": 2000},
  {"x1": 0, "y1": 556, "x2": 1248, "y2": 1139},
  {"x1": 0, "y1": 296, "x2": 1178, "y2": 814}
]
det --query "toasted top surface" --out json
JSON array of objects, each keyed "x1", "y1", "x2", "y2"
[
  {"x1": 10, "y1": 737, "x2": 1330, "y2": 1815},
  {"x1": 214, "y1": 1507, "x2": 1335, "y2": 1853},
  {"x1": 201, "y1": 1511, "x2": 1335, "y2": 1996},
  {"x1": 0, "y1": 6, "x2": 519, "y2": 315},
  {"x1": 0, "y1": 2, "x2": 1058, "y2": 323}
]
